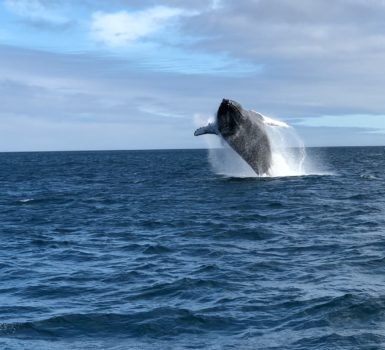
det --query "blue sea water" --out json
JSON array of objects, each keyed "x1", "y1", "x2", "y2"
[{"x1": 1, "y1": 147, "x2": 385, "y2": 349}]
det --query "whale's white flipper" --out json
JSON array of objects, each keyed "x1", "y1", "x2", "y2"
[
  {"x1": 250, "y1": 110, "x2": 289, "y2": 128},
  {"x1": 262, "y1": 115, "x2": 289, "y2": 128}
]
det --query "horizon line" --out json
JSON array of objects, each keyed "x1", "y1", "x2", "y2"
[{"x1": 0, "y1": 145, "x2": 384, "y2": 154}]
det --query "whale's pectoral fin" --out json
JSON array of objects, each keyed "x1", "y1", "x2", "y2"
[
  {"x1": 194, "y1": 123, "x2": 218, "y2": 136},
  {"x1": 251, "y1": 110, "x2": 289, "y2": 128}
]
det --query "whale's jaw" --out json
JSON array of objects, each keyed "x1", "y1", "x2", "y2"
[{"x1": 216, "y1": 99, "x2": 244, "y2": 137}]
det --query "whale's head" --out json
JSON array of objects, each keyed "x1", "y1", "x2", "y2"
[{"x1": 216, "y1": 99, "x2": 244, "y2": 137}]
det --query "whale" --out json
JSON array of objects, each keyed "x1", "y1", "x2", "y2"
[{"x1": 194, "y1": 99, "x2": 282, "y2": 176}]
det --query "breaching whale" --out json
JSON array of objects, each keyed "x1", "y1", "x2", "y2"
[{"x1": 194, "y1": 99, "x2": 286, "y2": 176}]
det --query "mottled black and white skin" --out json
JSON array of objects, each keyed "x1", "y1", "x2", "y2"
[{"x1": 194, "y1": 99, "x2": 272, "y2": 175}]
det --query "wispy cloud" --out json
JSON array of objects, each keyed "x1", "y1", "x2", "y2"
[
  {"x1": 211, "y1": 0, "x2": 223, "y2": 10},
  {"x1": 90, "y1": 6, "x2": 187, "y2": 47},
  {"x1": 4, "y1": 0, "x2": 70, "y2": 27},
  {"x1": 138, "y1": 105, "x2": 186, "y2": 119},
  {"x1": 296, "y1": 114, "x2": 385, "y2": 134}
]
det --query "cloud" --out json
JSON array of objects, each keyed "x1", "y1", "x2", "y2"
[
  {"x1": 182, "y1": 0, "x2": 385, "y2": 58},
  {"x1": 4, "y1": 0, "x2": 71, "y2": 27},
  {"x1": 90, "y1": 6, "x2": 187, "y2": 47},
  {"x1": 0, "y1": 115, "x2": 194, "y2": 151},
  {"x1": 211, "y1": 0, "x2": 223, "y2": 10},
  {"x1": 295, "y1": 114, "x2": 385, "y2": 134},
  {"x1": 2, "y1": 1, "x2": 385, "y2": 150},
  {"x1": 88, "y1": 5, "x2": 257, "y2": 76},
  {"x1": 295, "y1": 125, "x2": 385, "y2": 147},
  {"x1": 168, "y1": 0, "x2": 385, "y2": 124}
]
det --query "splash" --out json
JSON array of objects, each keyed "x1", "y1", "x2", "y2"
[
  {"x1": 266, "y1": 121, "x2": 306, "y2": 177},
  {"x1": 194, "y1": 113, "x2": 318, "y2": 178}
]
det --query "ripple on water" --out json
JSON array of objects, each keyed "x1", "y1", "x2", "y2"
[{"x1": 1, "y1": 148, "x2": 385, "y2": 349}]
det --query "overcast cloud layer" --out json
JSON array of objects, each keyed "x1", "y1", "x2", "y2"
[{"x1": 1, "y1": 0, "x2": 385, "y2": 151}]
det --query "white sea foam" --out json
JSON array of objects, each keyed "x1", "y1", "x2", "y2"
[
  {"x1": 265, "y1": 121, "x2": 306, "y2": 177},
  {"x1": 19, "y1": 198, "x2": 34, "y2": 203}
]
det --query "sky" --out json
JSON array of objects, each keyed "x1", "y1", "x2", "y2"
[{"x1": 1, "y1": 0, "x2": 385, "y2": 151}]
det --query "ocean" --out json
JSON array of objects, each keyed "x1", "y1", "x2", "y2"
[{"x1": 1, "y1": 147, "x2": 385, "y2": 349}]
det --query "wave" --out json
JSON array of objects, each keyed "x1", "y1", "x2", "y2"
[
  {"x1": 0, "y1": 308, "x2": 240, "y2": 339},
  {"x1": 2, "y1": 293, "x2": 385, "y2": 349}
]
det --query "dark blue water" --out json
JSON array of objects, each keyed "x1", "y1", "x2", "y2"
[{"x1": 1, "y1": 147, "x2": 385, "y2": 349}]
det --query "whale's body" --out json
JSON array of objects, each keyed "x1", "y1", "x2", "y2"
[{"x1": 194, "y1": 99, "x2": 273, "y2": 175}]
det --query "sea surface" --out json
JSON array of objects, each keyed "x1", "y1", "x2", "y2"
[{"x1": 1, "y1": 147, "x2": 385, "y2": 349}]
